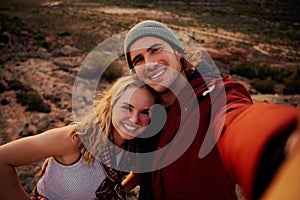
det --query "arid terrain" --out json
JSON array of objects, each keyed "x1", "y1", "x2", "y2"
[{"x1": 0, "y1": 0, "x2": 299, "y2": 198}]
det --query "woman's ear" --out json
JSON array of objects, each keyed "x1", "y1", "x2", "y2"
[{"x1": 71, "y1": 132, "x2": 82, "y2": 147}]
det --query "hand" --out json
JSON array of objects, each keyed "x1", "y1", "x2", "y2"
[
  {"x1": 30, "y1": 195, "x2": 48, "y2": 200},
  {"x1": 40, "y1": 158, "x2": 49, "y2": 176},
  {"x1": 284, "y1": 127, "x2": 300, "y2": 158},
  {"x1": 261, "y1": 116, "x2": 300, "y2": 200}
]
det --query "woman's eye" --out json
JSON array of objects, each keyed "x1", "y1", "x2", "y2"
[
  {"x1": 140, "y1": 110, "x2": 150, "y2": 116},
  {"x1": 121, "y1": 106, "x2": 130, "y2": 111}
]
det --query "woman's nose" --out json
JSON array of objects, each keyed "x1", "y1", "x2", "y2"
[{"x1": 129, "y1": 112, "x2": 139, "y2": 124}]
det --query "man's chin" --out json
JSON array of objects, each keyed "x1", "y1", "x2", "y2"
[{"x1": 148, "y1": 83, "x2": 168, "y2": 93}]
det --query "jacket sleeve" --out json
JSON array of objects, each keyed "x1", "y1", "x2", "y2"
[{"x1": 218, "y1": 99, "x2": 300, "y2": 200}]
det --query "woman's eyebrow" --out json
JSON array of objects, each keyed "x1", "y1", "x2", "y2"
[
  {"x1": 122, "y1": 101, "x2": 151, "y2": 110},
  {"x1": 121, "y1": 102, "x2": 131, "y2": 107},
  {"x1": 142, "y1": 108, "x2": 150, "y2": 112}
]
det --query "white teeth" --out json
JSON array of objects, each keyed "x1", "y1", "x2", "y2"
[
  {"x1": 123, "y1": 123, "x2": 136, "y2": 131},
  {"x1": 151, "y1": 69, "x2": 165, "y2": 79}
]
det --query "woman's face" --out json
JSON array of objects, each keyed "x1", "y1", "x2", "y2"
[{"x1": 112, "y1": 86, "x2": 155, "y2": 141}]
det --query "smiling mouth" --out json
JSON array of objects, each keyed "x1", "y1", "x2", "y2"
[
  {"x1": 150, "y1": 69, "x2": 166, "y2": 80},
  {"x1": 122, "y1": 123, "x2": 137, "y2": 131}
]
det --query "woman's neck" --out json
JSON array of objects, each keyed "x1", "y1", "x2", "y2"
[{"x1": 112, "y1": 129, "x2": 126, "y2": 149}]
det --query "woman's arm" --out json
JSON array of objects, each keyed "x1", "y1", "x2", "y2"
[
  {"x1": 0, "y1": 125, "x2": 78, "y2": 199},
  {"x1": 121, "y1": 172, "x2": 142, "y2": 193}
]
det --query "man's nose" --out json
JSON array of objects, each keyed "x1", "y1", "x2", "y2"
[{"x1": 144, "y1": 56, "x2": 158, "y2": 71}]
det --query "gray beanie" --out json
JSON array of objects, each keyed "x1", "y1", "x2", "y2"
[{"x1": 124, "y1": 20, "x2": 184, "y2": 69}]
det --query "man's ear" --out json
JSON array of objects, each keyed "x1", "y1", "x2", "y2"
[{"x1": 174, "y1": 49, "x2": 183, "y2": 59}]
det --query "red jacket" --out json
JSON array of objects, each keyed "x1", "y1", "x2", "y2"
[{"x1": 152, "y1": 75, "x2": 299, "y2": 200}]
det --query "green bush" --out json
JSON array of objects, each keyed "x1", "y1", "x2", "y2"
[
  {"x1": 231, "y1": 62, "x2": 287, "y2": 82},
  {"x1": 283, "y1": 68, "x2": 300, "y2": 94},
  {"x1": 40, "y1": 40, "x2": 50, "y2": 49},
  {"x1": 250, "y1": 77, "x2": 276, "y2": 94},
  {"x1": 230, "y1": 62, "x2": 255, "y2": 79},
  {"x1": 230, "y1": 62, "x2": 298, "y2": 94},
  {"x1": 8, "y1": 80, "x2": 24, "y2": 90},
  {"x1": 78, "y1": 50, "x2": 124, "y2": 81},
  {"x1": 103, "y1": 60, "x2": 124, "y2": 81},
  {"x1": 36, "y1": 33, "x2": 45, "y2": 40},
  {"x1": 16, "y1": 90, "x2": 51, "y2": 113},
  {"x1": 253, "y1": 63, "x2": 286, "y2": 82},
  {"x1": 58, "y1": 31, "x2": 71, "y2": 37}
]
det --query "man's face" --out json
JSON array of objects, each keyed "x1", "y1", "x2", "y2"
[{"x1": 129, "y1": 37, "x2": 184, "y2": 93}]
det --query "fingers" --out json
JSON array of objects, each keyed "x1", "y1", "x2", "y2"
[
  {"x1": 261, "y1": 116, "x2": 300, "y2": 200},
  {"x1": 39, "y1": 158, "x2": 49, "y2": 176},
  {"x1": 38, "y1": 196, "x2": 48, "y2": 200},
  {"x1": 284, "y1": 115, "x2": 300, "y2": 157}
]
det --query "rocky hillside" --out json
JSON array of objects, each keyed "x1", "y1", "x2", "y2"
[{"x1": 0, "y1": 0, "x2": 299, "y2": 196}]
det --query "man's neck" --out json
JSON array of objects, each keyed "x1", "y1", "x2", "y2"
[
  {"x1": 160, "y1": 73, "x2": 188, "y2": 108},
  {"x1": 160, "y1": 90, "x2": 177, "y2": 107}
]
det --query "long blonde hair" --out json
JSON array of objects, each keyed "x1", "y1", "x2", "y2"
[{"x1": 70, "y1": 74, "x2": 157, "y2": 166}]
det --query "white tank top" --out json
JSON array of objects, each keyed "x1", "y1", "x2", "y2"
[{"x1": 36, "y1": 151, "x2": 123, "y2": 200}]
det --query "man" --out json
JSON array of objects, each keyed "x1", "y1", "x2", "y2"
[{"x1": 123, "y1": 20, "x2": 300, "y2": 200}]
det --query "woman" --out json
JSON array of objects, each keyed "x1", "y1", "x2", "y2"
[{"x1": 0, "y1": 74, "x2": 158, "y2": 200}]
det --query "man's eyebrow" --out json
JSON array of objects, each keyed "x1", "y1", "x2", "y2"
[
  {"x1": 147, "y1": 43, "x2": 162, "y2": 52},
  {"x1": 132, "y1": 43, "x2": 162, "y2": 64}
]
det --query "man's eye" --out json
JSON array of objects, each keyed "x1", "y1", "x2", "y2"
[
  {"x1": 133, "y1": 57, "x2": 143, "y2": 66},
  {"x1": 151, "y1": 48, "x2": 160, "y2": 53}
]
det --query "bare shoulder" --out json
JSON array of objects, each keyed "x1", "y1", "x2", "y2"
[
  {"x1": 41, "y1": 124, "x2": 77, "y2": 136},
  {"x1": 37, "y1": 124, "x2": 79, "y2": 151},
  {"x1": 41, "y1": 124, "x2": 82, "y2": 164}
]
